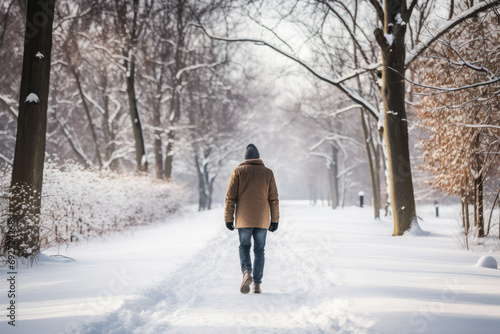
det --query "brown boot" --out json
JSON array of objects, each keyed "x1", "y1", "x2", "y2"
[
  {"x1": 253, "y1": 283, "x2": 261, "y2": 294},
  {"x1": 240, "y1": 270, "x2": 253, "y2": 294}
]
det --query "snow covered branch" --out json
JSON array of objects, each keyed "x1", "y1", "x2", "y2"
[
  {"x1": 175, "y1": 61, "x2": 224, "y2": 80},
  {"x1": 423, "y1": 45, "x2": 496, "y2": 78},
  {"x1": 57, "y1": 119, "x2": 93, "y2": 167},
  {"x1": 53, "y1": 6, "x2": 91, "y2": 32},
  {"x1": 0, "y1": 152, "x2": 12, "y2": 166},
  {"x1": 453, "y1": 123, "x2": 500, "y2": 130},
  {"x1": 406, "y1": 0, "x2": 500, "y2": 67},
  {"x1": 444, "y1": 57, "x2": 495, "y2": 78},
  {"x1": 0, "y1": 94, "x2": 18, "y2": 119},
  {"x1": 337, "y1": 63, "x2": 381, "y2": 84},
  {"x1": 82, "y1": 92, "x2": 106, "y2": 115},
  {"x1": 310, "y1": 151, "x2": 333, "y2": 167},
  {"x1": 387, "y1": 65, "x2": 500, "y2": 96},
  {"x1": 309, "y1": 134, "x2": 363, "y2": 152},
  {"x1": 329, "y1": 104, "x2": 363, "y2": 117},
  {"x1": 194, "y1": 24, "x2": 381, "y2": 121},
  {"x1": 410, "y1": 76, "x2": 500, "y2": 96}
]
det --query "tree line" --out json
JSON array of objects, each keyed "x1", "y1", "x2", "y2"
[
  {"x1": 1, "y1": 0, "x2": 499, "y2": 260},
  {"x1": 0, "y1": 0, "x2": 265, "y2": 259}
]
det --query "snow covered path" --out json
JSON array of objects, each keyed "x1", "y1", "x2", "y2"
[
  {"x1": 1, "y1": 201, "x2": 500, "y2": 334},
  {"x1": 83, "y1": 203, "x2": 373, "y2": 334}
]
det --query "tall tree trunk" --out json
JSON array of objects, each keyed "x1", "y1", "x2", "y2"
[
  {"x1": 486, "y1": 187, "x2": 500, "y2": 236},
  {"x1": 152, "y1": 80, "x2": 163, "y2": 179},
  {"x1": 379, "y1": 135, "x2": 390, "y2": 216},
  {"x1": 153, "y1": 124, "x2": 163, "y2": 178},
  {"x1": 329, "y1": 146, "x2": 339, "y2": 209},
  {"x1": 375, "y1": 1, "x2": 418, "y2": 235},
  {"x1": 195, "y1": 154, "x2": 207, "y2": 211},
  {"x1": 360, "y1": 109, "x2": 381, "y2": 218},
  {"x1": 475, "y1": 162, "x2": 485, "y2": 238},
  {"x1": 8, "y1": 0, "x2": 56, "y2": 259},
  {"x1": 164, "y1": 131, "x2": 175, "y2": 180},
  {"x1": 72, "y1": 68, "x2": 103, "y2": 168},
  {"x1": 164, "y1": 89, "x2": 180, "y2": 180},
  {"x1": 101, "y1": 73, "x2": 117, "y2": 170},
  {"x1": 373, "y1": 142, "x2": 382, "y2": 213},
  {"x1": 125, "y1": 53, "x2": 147, "y2": 172},
  {"x1": 473, "y1": 178, "x2": 477, "y2": 227},
  {"x1": 164, "y1": 1, "x2": 186, "y2": 179},
  {"x1": 461, "y1": 194, "x2": 465, "y2": 228},
  {"x1": 208, "y1": 176, "x2": 215, "y2": 210},
  {"x1": 465, "y1": 192, "x2": 470, "y2": 234},
  {"x1": 354, "y1": 33, "x2": 381, "y2": 218}
]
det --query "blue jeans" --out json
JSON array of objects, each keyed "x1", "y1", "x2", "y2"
[{"x1": 238, "y1": 228, "x2": 267, "y2": 284}]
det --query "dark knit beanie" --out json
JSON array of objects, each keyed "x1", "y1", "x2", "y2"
[{"x1": 244, "y1": 144, "x2": 260, "y2": 160}]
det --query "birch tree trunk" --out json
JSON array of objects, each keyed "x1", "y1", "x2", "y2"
[{"x1": 8, "y1": 0, "x2": 56, "y2": 259}]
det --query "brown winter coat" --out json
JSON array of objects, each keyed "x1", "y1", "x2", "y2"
[{"x1": 224, "y1": 159, "x2": 279, "y2": 229}]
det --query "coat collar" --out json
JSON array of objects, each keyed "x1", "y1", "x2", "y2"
[{"x1": 239, "y1": 158, "x2": 265, "y2": 166}]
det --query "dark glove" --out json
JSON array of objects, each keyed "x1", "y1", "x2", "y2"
[
  {"x1": 226, "y1": 222, "x2": 235, "y2": 231},
  {"x1": 269, "y1": 222, "x2": 278, "y2": 232}
]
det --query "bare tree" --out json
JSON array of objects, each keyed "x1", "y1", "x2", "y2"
[
  {"x1": 197, "y1": 0, "x2": 500, "y2": 235},
  {"x1": 184, "y1": 44, "x2": 258, "y2": 210},
  {"x1": 110, "y1": 0, "x2": 155, "y2": 172}
]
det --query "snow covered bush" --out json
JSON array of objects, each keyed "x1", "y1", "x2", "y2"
[{"x1": 1, "y1": 161, "x2": 187, "y2": 254}]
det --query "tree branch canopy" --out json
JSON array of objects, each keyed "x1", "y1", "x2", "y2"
[
  {"x1": 0, "y1": 94, "x2": 17, "y2": 119},
  {"x1": 406, "y1": 0, "x2": 500, "y2": 67},
  {"x1": 387, "y1": 64, "x2": 500, "y2": 95},
  {"x1": 194, "y1": 24, "x2": 381, "y2": 121}
]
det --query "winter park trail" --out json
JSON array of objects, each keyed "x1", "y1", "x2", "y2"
[
  {"x1": 1, "y1": 201, "x2": 500, "y2": 334},
  {"x1": 82, "y1": 203, "x2": 372, "y2": 334}
]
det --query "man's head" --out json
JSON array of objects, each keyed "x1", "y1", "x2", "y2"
[{"x1": 244, "y1": 144, "x2": 260, "y2": 160}]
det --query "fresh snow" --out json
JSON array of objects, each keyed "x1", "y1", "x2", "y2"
[
  {"x1": 1, "y1": 202, "x2": 499, "y2": 334},
  {"x1": 395, "y1": 13, "x2": 403, "y2": 25},
  {"x1": 24, "y1": 93, "x2": 39, "y2": 103},
  {"x1": 384, "y1": 33, "x2": 394, "y2": 46},
  {"x1": 476, "y1": 256, "x2": 498, "y2": 269},
  {"x1": 403, "y1": 221, "x2": 428, "y2": 237}
]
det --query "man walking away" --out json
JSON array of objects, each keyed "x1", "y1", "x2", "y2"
[{"x1": 224, "y1": 144, "x2": 280, "y2": 294}]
